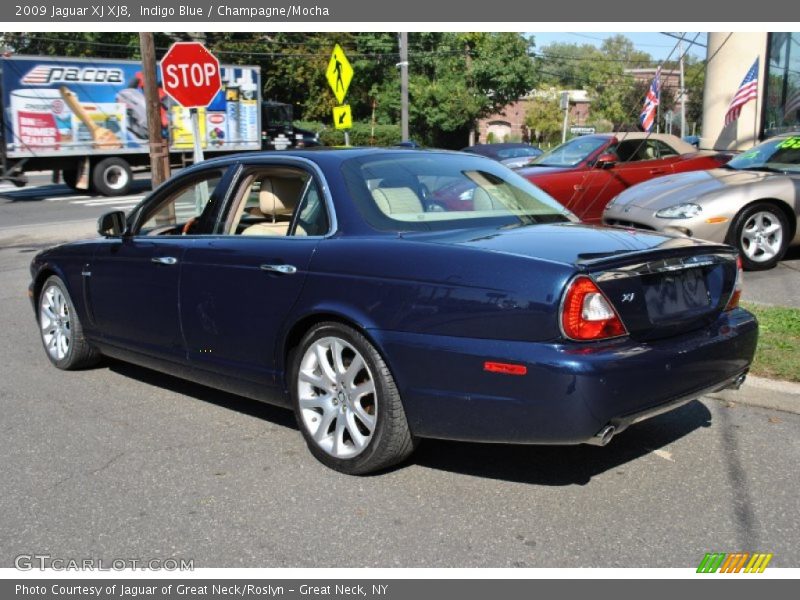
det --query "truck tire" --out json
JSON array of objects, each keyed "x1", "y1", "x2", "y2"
[
  {"x1": 62, "y1": 168, "x2": 79, "y2": 190},
  {"x1": 92, "y1": 157, "x2": 132, "y2": 196}
]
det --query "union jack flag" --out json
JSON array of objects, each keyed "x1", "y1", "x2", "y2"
[
  {"x1": 639, "y1": 67, "x2": 661, "y2": 133},
  {"x1": 725, "y1": 58, "x2": 759, "y2": 126}
]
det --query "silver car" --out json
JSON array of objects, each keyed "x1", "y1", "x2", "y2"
[{"x1": 603, "y1": 135, "x2": 800, "y2": 270}]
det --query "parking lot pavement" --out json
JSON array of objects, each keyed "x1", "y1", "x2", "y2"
[
  {"x1": 1, "y1": 223, "x2": 799, "y2": 568},
  {"x1": 743, "y1": 246, "x2": 800, "y2": 309}
]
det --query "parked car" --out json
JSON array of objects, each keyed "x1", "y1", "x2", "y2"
[
  {"x1": 30, "y1": 149, "x2": 757, "y2": 474},
  {"x1": 603, "y1": 135, "x2": 800, "y2": 270},
  {"x1": 462, "y1": 143, "x2": 543, "y2": 168},
  {"x1": 517, "y1": 133, "x2": 731, "y2": 223}
]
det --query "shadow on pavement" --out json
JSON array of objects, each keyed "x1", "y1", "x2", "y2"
[
  {"x1": 106, "y1": 357, "x2": 711, "y2": 485},
  {"x1": 409, "y1": 400, "x2": 712, "y2": 485},
  {"x1": 107, "y1": 360, "x2": 299, "y2": 431},
  {"x1": 0, "y1": 179, "x2": 152, "y2": 202}
]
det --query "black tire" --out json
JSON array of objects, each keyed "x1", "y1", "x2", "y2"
[
  {"x1": 62, "y1": 167, "x2": 79, "y2": 190},
  {"x1": 290, "y1": 322, "x2": 416, "y2": 475},
  {"x1": 37, "y1": 276, "x2": 101, "y2": 370},
  {"x1": 728, "y1": 202, "x2": 790, "y2": 271},
  {"x1": 91, "y1": 157, "x2": 132, "y2": 196}
]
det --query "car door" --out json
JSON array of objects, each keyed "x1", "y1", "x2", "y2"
[
  {"x1": 87, "y1": 167, "x2": 233, "y2": 361},
  {"x1": 574, "y1": 139, "x2": 677, "y2": 223},
  {"x1": 179, "y1": 163, "x2": 333, "y2": 388}
]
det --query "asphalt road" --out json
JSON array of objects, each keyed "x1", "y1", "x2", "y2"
[{"x1": 1, "y1": 183, "x2": 799, "y2": 568}]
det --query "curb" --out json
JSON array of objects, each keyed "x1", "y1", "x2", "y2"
[{"x1": 706, "y1": 374, "x2": 800, "y2": 415}]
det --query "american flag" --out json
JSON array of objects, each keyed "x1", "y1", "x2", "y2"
[
  {"x1": 639, "y1": 67, "x2": 661, "y2": 133},
  {"x1": 725, "y1": 58, "x2": 759, "y2": 126}
]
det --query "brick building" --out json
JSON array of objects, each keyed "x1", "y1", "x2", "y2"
[{"x1": 476, "y1": 89, "x2": 592, "y2": 144}]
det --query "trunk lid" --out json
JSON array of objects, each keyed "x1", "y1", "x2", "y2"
[
  {"x1": 407, "y1": 222, "x2": 738, "y2": 341},
  {"x1": 581, "y1": 250, "x2": 738, "y2": 341}
]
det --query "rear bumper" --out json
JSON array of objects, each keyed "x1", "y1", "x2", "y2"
[{"x1": 370, "y1": 307, "x2": 758, "y2": 444}]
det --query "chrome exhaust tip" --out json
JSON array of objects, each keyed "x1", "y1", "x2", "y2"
[
  {"x1": 586, "y1": 425, "x2": 616, "y2": 447},
  {"x1": 726, "y1": 373, "x2": 747, "y2": 391}
]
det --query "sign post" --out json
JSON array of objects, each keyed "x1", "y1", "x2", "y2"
[
  {"x1": 326, "y1": 44, "x2": 354, "y2": 145},
  {"x1": 160, "y1": 42, "x2": 222, "y2": 168}
]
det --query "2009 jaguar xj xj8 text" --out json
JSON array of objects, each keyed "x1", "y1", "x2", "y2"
[{"x1": 30, "y1": 149, "x2": 758, "y2": 474}]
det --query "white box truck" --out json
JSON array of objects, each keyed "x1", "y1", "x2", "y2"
[{"x1": 0, "y1": 55, "x2": 263, "y2": 195}]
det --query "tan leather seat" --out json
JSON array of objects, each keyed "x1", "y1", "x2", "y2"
[
  {"x1": 242, "y1": 177, "x2": 305, "y2": 236},
  {"x1": 472, "y1": 187, "x2": 505, "y2": 211},
  {"x1": 371, "y1": 186, "x2": 423, "y2": 215}
]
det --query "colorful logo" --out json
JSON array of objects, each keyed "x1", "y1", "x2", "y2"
[
  {"x1": 21, "y1": 66, "x2": 124, "y2": 86},
  {"x1": 697, "y1": 552, "x2": 773, "y2": 573}
]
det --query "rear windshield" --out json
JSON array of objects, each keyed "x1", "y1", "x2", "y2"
[{"x1": 341, "y1": 152, "x2": 575, "y2": 232}]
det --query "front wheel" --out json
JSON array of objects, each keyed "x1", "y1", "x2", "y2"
[
  {"x1": 38, "y1": 276, "x2": 100, "y2": 370},
  {"x1": 730, "y1": 202, "x2": 789, "y2": 270},
  {"x1": 290, "y1": 322, "x2": 416, "y2": 474}
]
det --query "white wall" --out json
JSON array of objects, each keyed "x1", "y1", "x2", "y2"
[{"x1": 702, "y1": 32, "x2": 767, "y2": 151}]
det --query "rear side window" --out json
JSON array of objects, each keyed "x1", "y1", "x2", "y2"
[
  {"x1": 342, "y1": 152, "x2": 575, "y2": 232},
  {"x1": 225, "y1": 167, "x2": 330, "y2": 237}
]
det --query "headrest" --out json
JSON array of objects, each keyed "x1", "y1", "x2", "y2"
[{"x1": 259, "y1": 177, "x2": 305, "y2": 216}]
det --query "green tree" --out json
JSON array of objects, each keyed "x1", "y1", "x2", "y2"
[
  {"x1": 537, "y1": 34, "x2": 658, "y2": 129},
  {"x1": 685, "y1": 59, "x2": 705, "y2": 133},
  {"x1": 524, "y1": 97, "x2": 563, "y2": 146},
  {"x1": 407, "y1": 32, "x2": 536, "y2": 147}
]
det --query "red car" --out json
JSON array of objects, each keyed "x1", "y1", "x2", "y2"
[{"x1": 517, "y1": 133, "x2": 731, "y2": 223}]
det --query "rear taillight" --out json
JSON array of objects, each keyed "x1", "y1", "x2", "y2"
[
  {"x1": 561, "y1": 276, "x2": 627, "y2": 341},
  {"x1": 725, "y1": 256, "x2": 744, "y2": 311}
]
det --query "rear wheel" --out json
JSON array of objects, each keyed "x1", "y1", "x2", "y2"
[
  {"x1": 290, "y1": 322, "x2": 416, "y2": 474},
  {"x1": 92, "y1": 157, "x2": 132, "y2": 196},
  {"x1": 38, "y1": 276, "x2": 100, "y2": 370},
  {"x1": 730, "y1": 202, "x2": 789, "y2": 270}
]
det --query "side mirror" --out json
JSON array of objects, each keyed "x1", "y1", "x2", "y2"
[
  {"x1": 97, "y1": 211, "x2": 126, "y2": 237},
  {"x1": 595, "y1": 153, "x2": 619, "y2": 168}
]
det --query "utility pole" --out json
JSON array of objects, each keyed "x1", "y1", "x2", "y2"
[
  {"x1": 139, "y1": 32, "x2": 171, "y2": 186},
  {"x1": 560, "y1": 91, "x2": 570, "y2": 143},
  {"x1": 465, "y1": 39, "x2": 475, "y2": 146},
  {"x1": 399, "y1": 32, "x2": 409, "y2": 142},
  {"x1": 679, "y1": 39, "x2": 686, "y2": 138}
]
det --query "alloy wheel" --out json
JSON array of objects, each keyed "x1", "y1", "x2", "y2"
[
  {"x1": 296, "y1": 336, "x2": 377, "y2": 459},
  {"x1": 740, "y1": 210, "x2": 784, "y2": 263},
  {"x1": 40, "y1": 285, "x2": 71, "y2": 361}
]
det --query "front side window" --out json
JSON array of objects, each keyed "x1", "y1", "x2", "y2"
[{"x1": 138, "y1": 171, "x2": 223, "y2": 235}]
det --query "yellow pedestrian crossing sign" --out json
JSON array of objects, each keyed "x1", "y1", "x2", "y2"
[
  {"x1": 333, "y1": 105, "x2": 352, "y2": 130},
  {"x1": 326, "y1": 44, "x2": 353, "y2": 104}
]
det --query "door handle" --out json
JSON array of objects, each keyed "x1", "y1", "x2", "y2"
[
  {"x1": 649, "y1": 169, "x2": 667, "y2": 175},
  {"x1": 260, "y1": 264, "x2": 297, "y2": 275},
  {"x1": 151, "y1": 256, "x2": 178, "y2": 265}
]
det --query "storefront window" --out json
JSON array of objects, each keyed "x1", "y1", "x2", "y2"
[{"x1": 764, "y1": 32, "x2": 800, "y2": 137}]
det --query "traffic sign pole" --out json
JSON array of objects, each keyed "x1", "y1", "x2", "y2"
[{"x1": 190, "y1": 108, "x2": 208, "y2": 206}]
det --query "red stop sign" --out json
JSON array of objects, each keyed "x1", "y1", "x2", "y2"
[{"x1": 160, "y1": 42, "x2": 222, "y2": 108}]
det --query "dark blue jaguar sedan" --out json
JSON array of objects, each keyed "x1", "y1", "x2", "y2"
[{"x1": 29, "y1": 149, "x2": 758, "y2": 474}]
